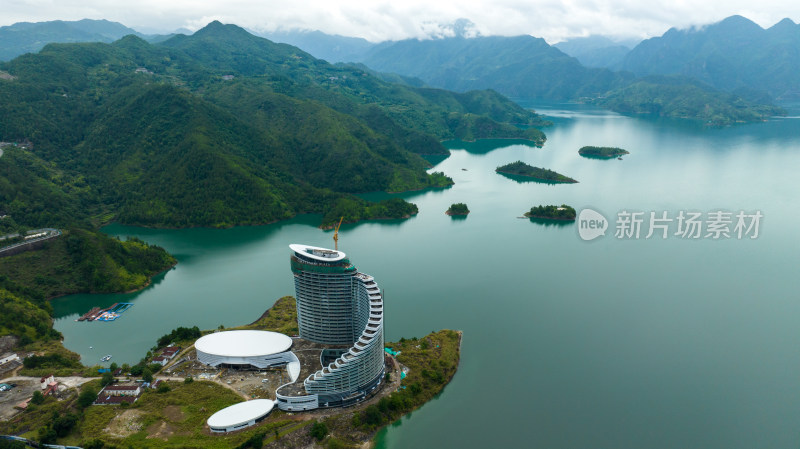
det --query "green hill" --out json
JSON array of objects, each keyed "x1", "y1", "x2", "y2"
[
  {"x1": 594, "y1": 77, "x2": 785, "y2": 126},
  {"x1": 0, "y1": 22, "x2": 548, "y2": 229}
]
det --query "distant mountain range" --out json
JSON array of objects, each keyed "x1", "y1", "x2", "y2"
[
  {"x1": 0, "y1": 19, "x2": 173, "y2": 61},
  {"x1": 360, "y1": 34, "x2": 629, "y2": 100},
  {"x1": 553, "y1": 36, "x2": 636, "y2": 69},
  {"x1": 618, "y1": 15, "x2": 800, "y2": 100},
  {"x1": 1, "y1": 15, "x2": 794, "y2": 122},
  {"x1": 358, "y1": 30, "x2": 784, "y2": 123},
  {"x1": 259, "y1": 29, "x2": 374, "y2": 63}
]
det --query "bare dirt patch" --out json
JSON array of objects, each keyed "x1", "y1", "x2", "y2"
[
  {"x1": 103, "y1": 409, "x2": 145, "y2": 438},
  {"x1": 163, "y1": 405, "x2": 184, "y2": 422},
  {"x1": 0, "y1": 71, "x2": 15, "y2": 81},
  {"x1": 146, "y1": 420, "x2": 179, "y2": 440}
]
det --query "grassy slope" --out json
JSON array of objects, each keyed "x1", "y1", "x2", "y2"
[
  {"x1": 0, "y1": 377, "x2": 289, "y2": 449},
  {"x1": 239, "y1": 296, "x2": 298, "y2": 335}
]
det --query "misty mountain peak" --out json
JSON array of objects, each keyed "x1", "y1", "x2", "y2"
[
  {"x1": 452, "y1": 18, "x2": 479, "y2": 38},
  {"x1": 421, "y1": 18, "x2": 481, "y2": 39}
]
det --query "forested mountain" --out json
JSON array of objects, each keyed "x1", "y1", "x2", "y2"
[
  {"x1": 619, "y1": 15, "x2": 800, "y2": 100},
  {"x1": 0, "y1": 19, "x2": 170, "y2": 62},
  {"x1": 0, "y1": 21, "x2": 546, "y2": 229},
  {"x1": 594, "y1": 76, "x2": 785, "y2": 124}
]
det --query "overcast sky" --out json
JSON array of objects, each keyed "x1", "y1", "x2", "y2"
[{"x1": 3, "y1": 0, "x2": 800, "y2": 43}]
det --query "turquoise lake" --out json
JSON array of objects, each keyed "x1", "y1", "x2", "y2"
[{"x1": 53, "y1": 103, "x2": 800, "y2": 449}]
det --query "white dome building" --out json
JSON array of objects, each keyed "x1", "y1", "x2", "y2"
[
  {"x1": 195, "y1": 330, "x2": 294, "y2": 369},
  {"x1": 207, "y1": 399, "x2": 274, "y2": 433}
]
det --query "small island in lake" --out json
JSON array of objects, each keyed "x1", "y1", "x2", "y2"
[
  {"x1": 446, "y1": 203, "x2": 470, "y2": 215},
  {"x1": 496, "y1": 161, "x2": 577, "y2": 183},
  {"x1": 525, "y1": 204, "x2": 577, "y2": 221},
  {"x1": 578, "y1": 146, "x2": 630, "y2": 159}
]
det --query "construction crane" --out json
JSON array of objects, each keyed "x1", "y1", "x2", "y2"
[{"x1": 333, "y1": 216, "x2": 344, "y2": 251}]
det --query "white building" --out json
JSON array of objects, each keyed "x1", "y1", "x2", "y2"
[
  {"x1": 277, "y1": 244, "x2": 385, "y2": 411},
  {"x1": 0, "y1": 353, "x2": 19, "y2": 365},
  {"x1": 195, "y1": 330, "x2": 294, "y2": 369},
  {"x1": 40, "y1": 374, "x2": 54, "y2": 390},
  {"x1": 207, "y1": 399, "x2": 274, "y2": 433},
  {"x1": 100, "y1": 384, "x2": 142, "y2": 396}
]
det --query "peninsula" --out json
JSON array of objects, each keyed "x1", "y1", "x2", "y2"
[
  {"x1": 0, "y1": 296, "x2": 461, "y2": 449},
  {"x1": 578, "y1": 146, "x2": 629, "y2": 159},
  {"x1": 496, "y1": 161, "x2": 578, "y2": 183},
  {"x1": 525, "y1": 204, "x2": 577, "y2": 221},
  {"x1": 0, "y1": 243, "x2": 461, "y2": 449}
]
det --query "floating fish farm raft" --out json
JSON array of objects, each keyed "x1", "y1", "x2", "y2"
[{"x1": 77, "y1": 302, "x2": 133, "y2": 322}]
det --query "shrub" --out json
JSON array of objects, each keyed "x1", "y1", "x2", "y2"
[
  {"x1": 363, "y1": 405, "x2": 383, "y2": 426},
  {"x1": 82, "y1": 440, "x2": 105, "y2": 449},
  {"x1": 156, "y1": 326, "x2": 201, "y2": 348},
  {"x1": 37, "y1": 426, "x2": 57, "y2": 444},
  {"x1": 30, "y1": 390, "x2": 44, "y2": 405},
  {"x1": 310, "y1": 421, "x2": 328, "y2": 441},
  {"x1": 52, "y1": 413, "x2": 77, "y2": 437},
  {"x1": 129, "y1": 364, "x2": 144, "y2": 376},
  {"x1": 235, "y1": 431, "x2": 265, "y2": 449},
  {"x1": 141, "y1": 367, "x2": 153, "y2": 383},
  {"x1": 78, "y1": 387, "x2": 97, "y2": 408}
]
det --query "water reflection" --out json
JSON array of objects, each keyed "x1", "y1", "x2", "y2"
[
  {"x1": 496, "y1": 171, "x2": 576, "y2": 185},
  {"x1": 421, "y1": 154, "x2": 450, "y2": 166},
  {"x1": 527, "y1": 217, "x2": 575, "y2": 227},
  {"x1": 442, "y1": 139, "x2": 541, "y2": 154}
]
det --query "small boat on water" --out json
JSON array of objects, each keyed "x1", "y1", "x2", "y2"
[{"x1": 100, "y1": 354, "x2": 112, "y2": 362}]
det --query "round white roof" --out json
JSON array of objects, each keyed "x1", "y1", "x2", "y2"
[
  {"x1": 207, "y1": 399, "x2": 274, "y2": 429},
  {"x1": 195, "y1": 330, "x2": 292, "y2": 357},
  {"x1": 290, "y1": 243, "x2": 346, "y2": 262}
]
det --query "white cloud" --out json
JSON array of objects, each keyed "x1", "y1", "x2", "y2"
[{"x1": 2, "y1": 0, "x2": 799, "y2": 42}]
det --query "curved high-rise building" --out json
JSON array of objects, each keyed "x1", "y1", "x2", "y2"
[{"x1": 276, "y1": 244, "x2": 385, "y2": 410}]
